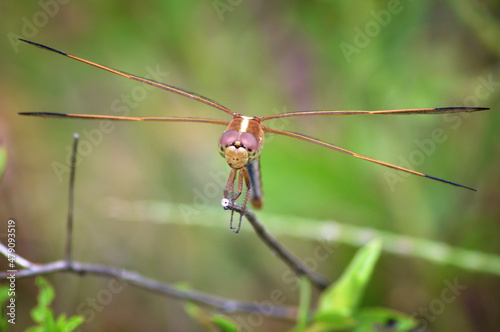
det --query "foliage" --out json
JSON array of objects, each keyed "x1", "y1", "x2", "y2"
[
  {"x1": 185, "y1": 300, "x2": 238, "y2": 332},
  {"x1": 0, "y1": 286, "x2": 10, "y2": 331},
  {"x1": 185, "y1": 239, "x2": 417, "y2": 331},
  {"x1": 0, "y1": 143, "x2": 7, "y2": 183},
  {"x1": 306, "y1": 239, "x2": 416, "y2": 331},
  {"x1": 25, "y1": 277, "x2": 84, "y2": 332},
  {"x1": 1, "y1": 0, "x2": 499, "y2": 331}
]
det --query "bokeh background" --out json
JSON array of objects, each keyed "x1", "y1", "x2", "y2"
[{"x1": 1, "y1": 1, "x2": 499, "y2": 331}]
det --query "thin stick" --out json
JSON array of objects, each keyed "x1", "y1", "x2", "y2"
[
  {"x1": 1, "y1": 132, "x2": 325, "y2": 320},
  {"x1": 0, "y1": 243, "x2": 297, "y2": 319},
  {"x1": 65, "y1": 134, "x2": 79, "y2": 264},
  {"x1": 221, "y1": 199, "x2": 330, "y2": 290}
]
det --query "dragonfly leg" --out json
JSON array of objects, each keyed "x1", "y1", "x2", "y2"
[
  {"x1": 234, "y1": 169, "x2": 245, "y2": 201},
  {"x1": 224, "y1": 169, "x2": 237, "y2": 200},
  {"x1": 223, "y1": 169, "x2": 237, "y2": 229},
  {"x1": 224, "y1": 168, "x2": 252, "y2": 232},
  {"x1": 230, "y1": 170, "x2": 245, "y2": 230},
  {"x1": 234, "y1": 168, "x2": 251, "y2": 233}
]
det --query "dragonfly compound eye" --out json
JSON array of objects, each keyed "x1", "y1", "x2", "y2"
[
  {"x1": 240, "y1": 132, "x2": 259, "y2": 152},
  {"x1": 218, "y1": 130, "x2": 240, "y2": 147}
]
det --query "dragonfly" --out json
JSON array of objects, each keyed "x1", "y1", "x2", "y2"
[{"x1": 18, "y1": 39, "x2": 489, "y2": 232}]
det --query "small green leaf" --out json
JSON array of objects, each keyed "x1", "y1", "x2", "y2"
[
  {"x1": 31, "y1": 306, "x2": 50, "y2": 324},
  {"x1": 36, "y1": 277, "x2": 55, "y2": 307},
  {"x1": 0, "y1": 143, "x2": 7, "y2": 182},
  {"x1": 307, "y1": 311, "x2": 356, "y2": 331},
  {"x1": 312, "y1": 239, "x2": 383, "y2": 329},
  {"x1": 30, "y1": 277, "x2": 55, "y2": 325},
  {"x1": 352, "y1": 308, "x2": 418, "y2": 332},
  {"x1": 0, "y1": 286, "x2": 9, "y2": 304},
  {"x1": 64, "y1": 315, "x2": 85, "y2": 331},
  {"x1": 184, "y1": 301, "x2": 201, "y2": 321},
  {"x1": 185, "y1": 300, "x2": 238, "y2": 332},
  {"x1": 211, "y1": 315, "x2": 238, "y2": 332},
  {"x1": 184, "y1": 300, "x2": 215, "y2": 330},
  {"x1": 0, "y1": 287, "x2": 10, "y2": 332},
  {"x1": 27, "y1": 277, "x2": 84, "y2": 331},
  {"x1": 291, "y1": 276, "x2": 311, "y2": 332},
  {"x1": 25, "y1": 327, "x2": 43, "y2": 332},
  {"x1": 55, "y1": 313, "x2": 67, "y2": 327}
]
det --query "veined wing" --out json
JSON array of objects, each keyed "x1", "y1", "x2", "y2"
[
  {"x1": 19, "y1": 39, "x2": 234, "y2": 116},
  {"x1": 19, "y1": 112, "x2": 230, "y2": 126},
  {"x1": 264, "y1": 126, "x2": 477, "y2": 191},
  {"x1": 261, "y1": 107, "x2": 489, "y2": 121}
]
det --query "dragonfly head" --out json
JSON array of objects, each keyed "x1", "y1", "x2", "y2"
[{"x1": 218, "y1": 130, "x2": 259, "y2": 169}]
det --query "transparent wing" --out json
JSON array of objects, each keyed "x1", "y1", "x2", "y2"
[
  {"x1": 264, "y1": 126, "x2": 477, "y2": 191},
  {"x1": 19, "y1": 39, "x2": 235, "y2": 116},
  {"x1": 261, "y1": 107, "x2": 489, "y2": 121},
  {"x1": 19, "y1": 112, "x2": 230, "y2": 126}
]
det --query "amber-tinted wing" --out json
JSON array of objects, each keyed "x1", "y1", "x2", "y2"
[
  {"x1": 261, "y1": 107, "x2": 488, "y2": 121},
  {"x1": 18, "y1": 112, "x2": 230, "y2": 126},
  {"x1": 264, "y1": 126, "x2": 477, "y2": 191},
  {"x1": 19, "y1": 39, "x2": 234, "y2": 116}
]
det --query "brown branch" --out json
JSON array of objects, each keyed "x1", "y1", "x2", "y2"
[
  {"x1": 65, "y1": 133, "x2": 78, "y2": 264},
  {"x1": 1, "y1": 132, "x2": 329, "y2": 322},
  {"x1": 221, "y1": 199, "x2": 330, "y2": 290},
  {"x1": 0, "y1": 243, "x2": 297, "y2": 319}
]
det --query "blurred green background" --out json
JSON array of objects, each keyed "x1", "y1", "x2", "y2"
[{"x1": 1, "y1": 0, "x2": 499, "y2": 331}]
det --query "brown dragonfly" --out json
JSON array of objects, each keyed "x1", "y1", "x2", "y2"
[{"x1": 19, "y1": 39, "x2": 488, "y2": 232}]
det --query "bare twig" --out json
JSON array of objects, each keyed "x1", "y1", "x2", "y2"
[
  {"x1": 221, "y1": 199, "x2": 331, "y2": 290},
  {"x1": 0, "y1": 132, "x2": 330, "y2": 322},
  {"x1": 65, "y1": 133, "x2": 79, "y2": 264},
  {"x1": 0, "y1": 243, "x2": 297, "y2": 319}
]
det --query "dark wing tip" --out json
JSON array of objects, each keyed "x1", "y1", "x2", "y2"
[
  {"x1": 19, "y1": 112, "x2": 68, "y2": 117},
  {"x1": 435, "y1": 106, "x2": 490, "y2": 112},
  {"x1": 424, "y1": 174, "x2": 477, "y2": 192},
  {"x1": 18, "y1": 39, "x2": 68, "y2": 56}
]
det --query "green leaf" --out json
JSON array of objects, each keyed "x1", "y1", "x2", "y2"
[
  {"x1": 0, "y1": 286, "x2": 9, "y2": 304},
  {"x1": 291, "y1": 276, "x2": 312, "y2": 332},
  {"x1": 36, "y1": 277, "x2": 55, "y2": 308},
  {"x1": 27, "y1": 277, "x2": 84, "y2": 332},
  {"x1": 25, "y1": 327, "x2": 43, "y2": 332},
  {"x1": 184, "y1": 300, "x2": 201, "y2": 322},
  {"x1": 30, "y1": 277, "x2": 55, "y2": 325},
  {"x1": 0, "y1": 286, "x2": 10, "y2": 332},
  {"x1": 0, "y1": 143, "x2": 7, "y2": 182},
  {"x1": 211, "y1": 315, "x2": 238, "y2": 332},
  {"x1": 352, "y1": 308, "x2": 418, "y2": 332},
  {"x1": 55, "y1": 313, "x2": 67, "y2": 327},
  {"x1": 185, "y1": 299, "x2": 238, "y2": 332},
  {"x1": 31, "y1": 303, "x2": 50, "y2": 324},
  {"x1": 312, "y1": 239, "x2": 383, "y2": 329},
  {"x1": 64, "y1": 315, "x2": 85, "y2": 331},
  {"x1": 307, "y1": 310, "x2": 356, "y2": 331}
]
